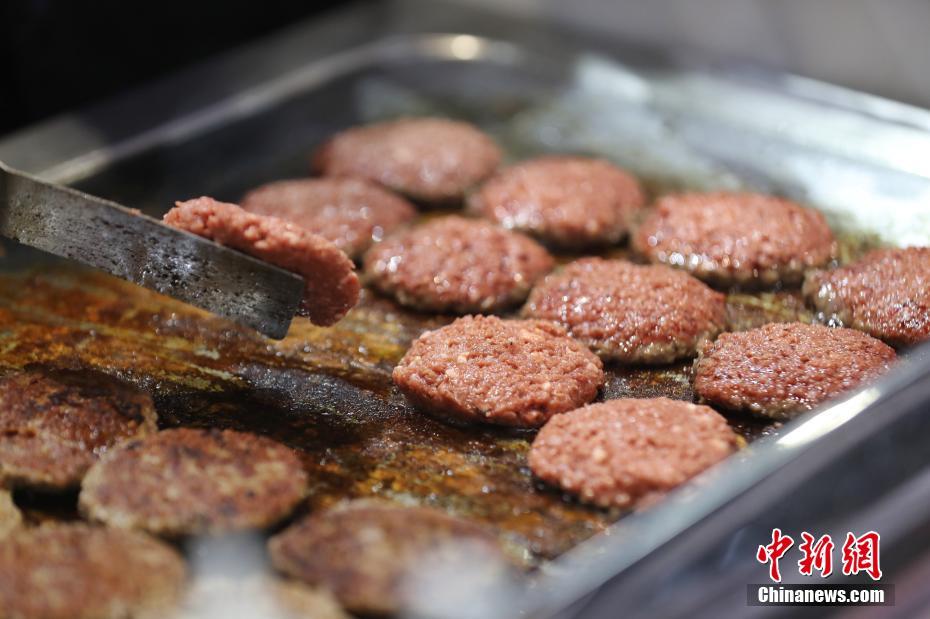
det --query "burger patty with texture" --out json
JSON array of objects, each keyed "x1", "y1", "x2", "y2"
[
  {"x1": 633, "y1": 192, "x2": 835, "y2": 287},
  {"x1": 523, "y1": 257, "x2": 727, "y2": 364},
  {"x1": 693, "y1": 322, "x2": 896, "y2": 419},
  {"x1": 313, "y1": 117, "x2": 501, "y2": 204},
  {"x1": 393, "y1": 315, "x2": 604, "y2": 428},
  {"x1": 0, "y1": 367, "x2": 157, "y2": 491}
]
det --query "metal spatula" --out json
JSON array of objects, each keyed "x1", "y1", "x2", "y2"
[{"x1": 0, "y1": 161, "x2": 303, "y2": 339}]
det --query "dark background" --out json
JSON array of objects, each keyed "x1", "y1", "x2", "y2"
[{"x1": 0, "y1": 0, "x2": 349, "y2": 136}]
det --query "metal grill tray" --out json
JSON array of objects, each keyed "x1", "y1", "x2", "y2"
[{"x1": 2, "y1": 2, "x2": 929, "y2": 617}]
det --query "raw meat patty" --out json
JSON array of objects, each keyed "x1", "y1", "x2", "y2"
[
  {"x1": 469, "y1": 156, "x2": 644, "y2": 248},
  {"x1": 633, "y1": 192, "x2": 835, "y2": 287},
  {"x1": 365, "y1": 216, "x2": 554, "y2": 313},
  {"x1": 313, "y1": 117, "x2": 501, "y2": 204},
  {"x1": 693, "y1": 322, "x2": 896, "y2": 419},
  {"x1": 529, "y1": 398, "x2": 740, "y2": 508},
  {"x1": 393, "y1": 315, "x2": 604, "y2": 427},
  {"x1": 241, "y1": 177, "x2": 415, "y2": 259},
  {"x1": 803, "y1": 246, "x2": 930, "y2": 347},
  {"x1": 164, "y1": 197, "x2": 360, "y2": 326},
  {"x1": 523, "y1": 258, "x2": 727, "y2": 363}
]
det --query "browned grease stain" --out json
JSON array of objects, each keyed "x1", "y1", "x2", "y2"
[{"x1": 0, "y1": 233, "x2": 876, "y2": 564}]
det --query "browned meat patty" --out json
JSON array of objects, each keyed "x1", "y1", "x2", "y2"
[
  {"x1": 268, "y1": 501, "x2": 510, "y2": 616},
  {"x1": 240, "y1": 177, "x2": 416, "y2": 260},
  {"x1": 164, "y1": 197, "x2": 360, "y2": 326},
  {"x1": 469, "y1": 156, "x2": 645, "y2": 248},
  {"x1": 693, "y1": 322, "x2": 896, "y2": 419},
  {"x1": 0, "y1": 489, "x2": 21, "y2": 538},
  {"x1": 0, "y1": 368, "x2": 158, "y2": 491},
  {"x1": 80, "y1": 427, "x2": 308, "y2": 536},
  {"x1": 0, "y1": 523, "x2": 186, "y2": 619},
  {"x1": 364, "y1": 216, "x2": 554, "y2": 313},
  {"x1": 529, "y1": 398, "x2": 740, "y2": 509},
  {"x1": 803, "y1": 246, "x2": 930, "y2": 347},
  {"x1": 393, "y1": 315, "x2": 604, "y2": 428},
  {"x1": 171, "y1": 577, "x2": 349, "y2": 619},
  {"x1": 313, "y1": 117, "x2": 502, "y2": 204},
  {"x1": 633, "y1": 192, "x2": 835, "y2": 287},
  {"x1": 523, "y1": 258, "x2": 727, "y2": 364}
]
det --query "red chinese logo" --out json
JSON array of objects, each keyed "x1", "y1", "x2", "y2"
[
  {"x1": 757, "y1": 528, "x2": 794, "y2": 582},
  {"x1": 758, "y1": 529, "x2": 881, "y2": 582},
  {"x1": 797, "y1": 532, "x2": 834, "y2": 578},
  {"x1": 841, "y1": 531, "x2": 882, "y2": 581}
]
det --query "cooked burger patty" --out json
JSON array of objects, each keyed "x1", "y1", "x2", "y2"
[
  {"x1": 172, "y1": 577, "x2": 348, "y2": 619},
  {"x1": 364, "y1": 216, "x2": 554, "y2": 313},
  {"x1": 240, "y1": 177, "x2": 416, "y2": 260},
  {"x1": 469, "y1": 156, "x2": 644, "y2": 248},
  {"x1": 0, "y1": 523, "x2": 186, "y2": 619},
  {"x1": 803, "y1": 246, "x2": 930, "y2": 347},
  {"x1": 313, "y1": 117, "x2": 502, "y2": 204},
  {"x1": 268, "y1": 501, "x2": 509, "y2": 616},
  {"x1": 80, "y1": 427, "x2": 308, "y2": 536},
  {"x1": 0, "y1": 368, "x2": 158, "y2": 491},
  {"x1": 633, "y1": 192, "x2": 835, "y2": 286},
  {"x1": 164, "y1": 197, "x2": 360, "y2": 326},
  {"x1": 0, "y1": 490, "x2": 21, "y2": 538},
  {"x1": 523, "y1": 258, "x2": 727, "y2": 364},
  {"x1": 529, "y1": 398, "x2": 740, "y2": 508},
  {"x1": 693, "y1": 322, "x2": 896, "y2": 419},
  {"x1": 393, "y1": 315, "x2": 604, "y2": 428}
]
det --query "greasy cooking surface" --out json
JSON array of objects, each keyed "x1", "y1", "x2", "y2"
[{"x1": 0, "y1": 229, "x2": 873, "y2": 563}]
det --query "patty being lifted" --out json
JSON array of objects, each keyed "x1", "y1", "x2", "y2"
[
  {"x1": 269, "y1": 501, "x2": 511, "y2": 616},
  {"x1": 0, "y1": 489, "x2": 21, "y2": 538},
  {"x1": 164, "y1": 197, "x2": 360, "y2": 326},
  {"x1": 803, "y1": 246, "x2": 930, "y2": 347},
  {"x1": 365, "y1": 216, "x2": 554, "y2": 313},
  {"x1": 0, "y1": 523, "x2": 186, "y2": 619},
  {"x1": 529, "y1": 398, "x2": 740, "y2": 509},
  {"x1": 393, "y1": 315, "x2": 604, "y2": 428},
  {"x1": 694, "y1": 322, "x2": 896, "y2": 419},
  {"x1": 469, "y1": 156, "x2": 644, "y2": 248},
  {"x1": 633, "y1": 192, "x2": 835, "y2": 287},
  {"x1": 240, "y1": 177, "x2": 416, "y2": 260},
  {"x1": 80, "y1": 427, "x2": 308, "y2": 536},
  {"x1": 313, "y1": 117, "x2": 502, "y2": 204},
  {"x1": 523, "y1": 258, "x2": 727, "y2": 364},
  {"x1": 0, "y1": 368, "x2": 158, "y2": 491}
]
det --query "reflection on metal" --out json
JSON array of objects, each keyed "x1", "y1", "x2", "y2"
[
  {"x1": 448, "y1": 34, "x2": 485, "y2": 60},
  {"x1": 776, "y1": 387, "x2": 882, "y2": 449}
]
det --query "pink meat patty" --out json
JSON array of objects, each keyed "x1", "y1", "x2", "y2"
[
  {"x1": 529, "y1": 398, "x2": 739, "y2": 509},
  {"x1": 633, "y1": 192, "x2": 835, "y2": 287},
  {"x1": 523, "y1": 258, "x2": 727, "y2": 364},
  {"x1": 164, "y1": 197, "x2": 360, "y2": 326},
  {"x1": 364, "y1": 216, "x2": 554, "y2": 313},
  {"x1": 393, "y1": 315, "x2": 604, "y2": 428},
  {"x1": 470, "y1": 156, "x2": 644, "y2": 248},
  {"x1": 240, "y1": 177, "x2": 416, "y2": 260},
  {"x1": 693, "y1": 322, "x2": 896, "y2": 419},
  {"x1": 803, "y1": 246, "x2": 930, "y2": 347},
  {"x1": 313, "y1": 117, "x2": 502, "y2": 204}
]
